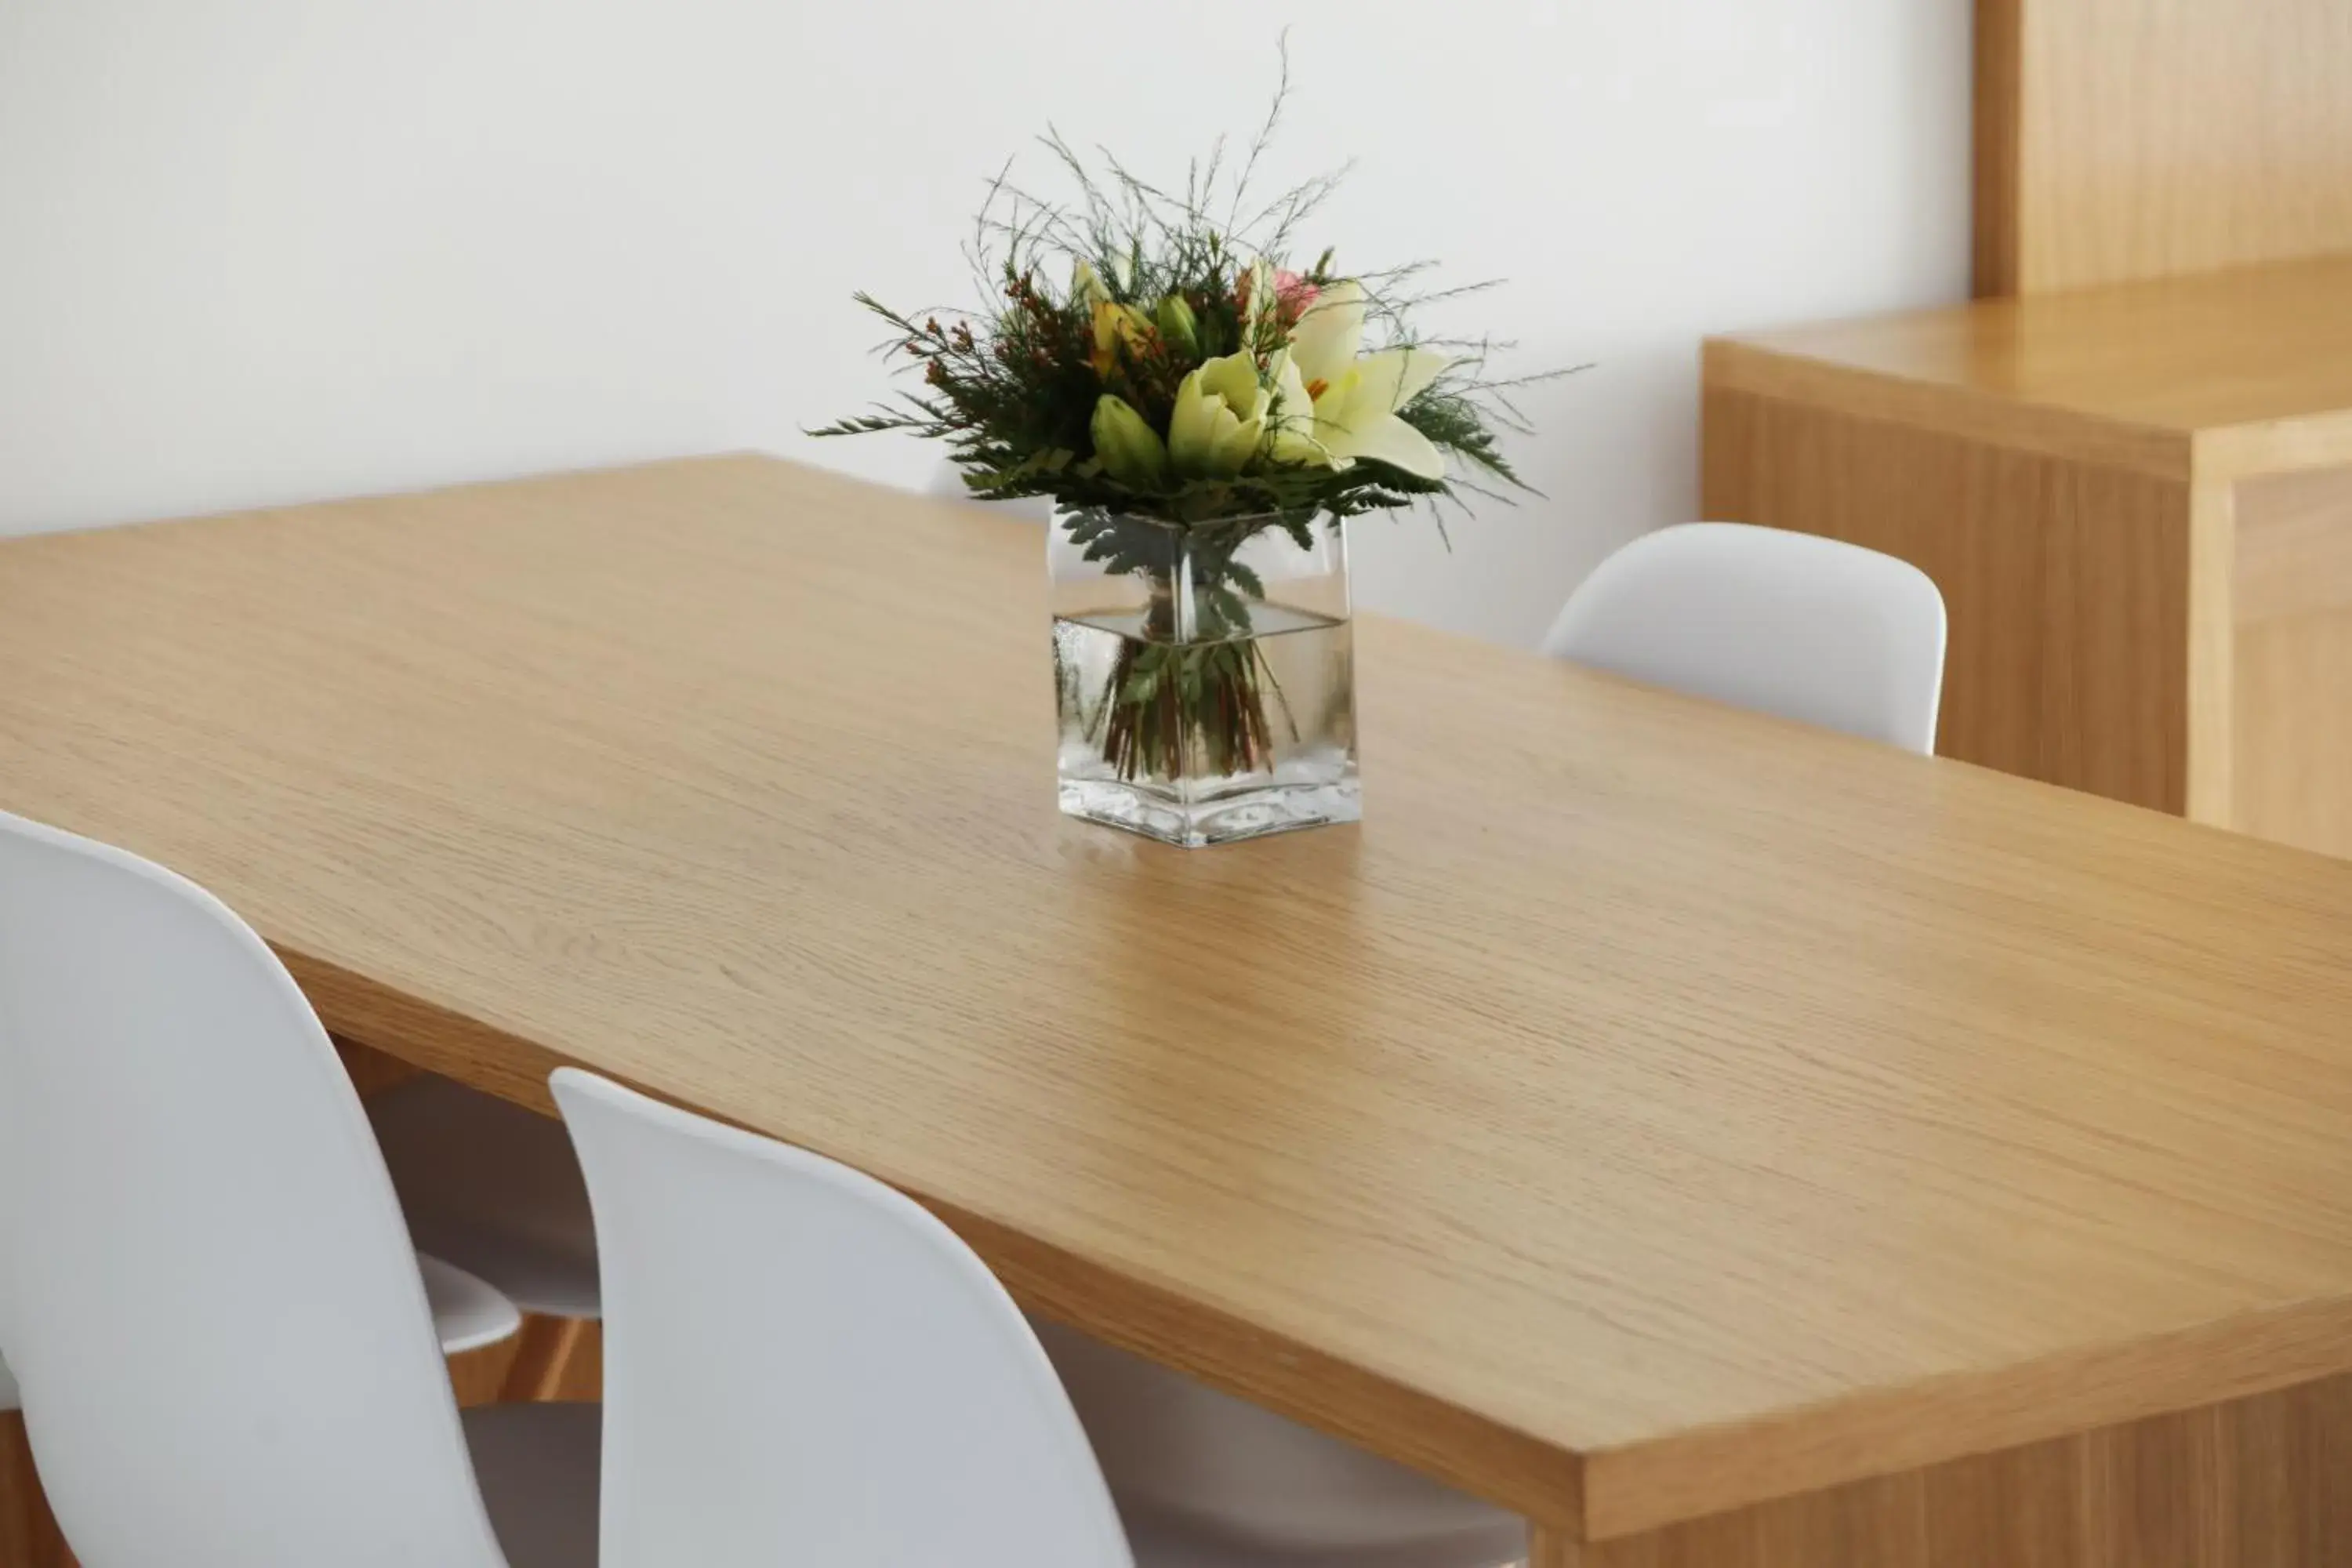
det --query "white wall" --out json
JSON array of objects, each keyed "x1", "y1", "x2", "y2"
[{"x1": 0, "y1": 0, "x2": 1971, "y2": 649}]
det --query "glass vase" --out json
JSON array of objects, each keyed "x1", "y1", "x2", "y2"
[{"x1": 1049, "y1": 508, "x2": 1359, "y2": 848}]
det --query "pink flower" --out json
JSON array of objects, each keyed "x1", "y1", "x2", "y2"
[{"x1": 1272, "y1": 269, "x2": 1320, "y2": 325}]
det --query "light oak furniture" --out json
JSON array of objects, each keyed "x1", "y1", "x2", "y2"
[
  {"x1": 9, "y1": 456, "x2": 2352, "y2": 1563},
  {"x1": 1973, "y1": 0, "x2": 2352, "y2": 294},
  {"x1": 1705, "y1": 252, "x2": 2352, "y2": 859}
]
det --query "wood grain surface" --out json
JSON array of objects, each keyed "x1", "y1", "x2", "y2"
[
  {"x1": 2230, "y1": 466, "x2": 2352, "y2": 858},
  {"x1": 1976, "y1": 0, "x2": 2352, "y2": 294},
  {"x1": 9, "y1": 456, "x2": 2352, "y2": 1541}
]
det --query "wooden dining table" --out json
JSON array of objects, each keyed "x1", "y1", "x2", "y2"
[{"x1": 5, "y1": 453, "x2": 2352, "y2": 1565}]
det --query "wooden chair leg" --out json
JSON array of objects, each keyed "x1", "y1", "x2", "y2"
[
  {"x1": 497, "y1": 1315, "x2": 590, "y2": 1404},
  {"x1": 0, "y1": 1410, "x2": 73, "y2": 1568}
]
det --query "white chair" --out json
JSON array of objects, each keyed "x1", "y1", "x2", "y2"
[
  {"x1": 1542, "y1": 521, "x2": 1947, "y2": 754},
  {"x1": 550, "y1": 1069, "x2": 1134, "y2": 1566},
  {"x1": 0, "y1": 811, "x2": 596, "y2": 1568}
]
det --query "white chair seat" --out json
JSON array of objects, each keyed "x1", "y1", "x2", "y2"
[
  {"x1": 420, "y1": 1254, "x2": 524, "y2": 1356},
  {"x1": 1036, "y1": 1322, "x2": 1525, "y2": 1568},
  {"x1": 371, "y1": 1075, "x2": 601, "y2": 1319},
  {"x1": 463, "y1": 1403, "x2": 602, "y2": 1568}
]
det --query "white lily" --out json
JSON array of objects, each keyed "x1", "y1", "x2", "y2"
[
  {"x1": 1168, "y1": 351, "x2": 1271, "y2": 478},
  {"x1": 1266, "y1": 280, "x2": 1451, "y2": 481}
]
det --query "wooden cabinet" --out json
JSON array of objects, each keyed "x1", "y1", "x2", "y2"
[{"x1": 1704, "y1": 253, "x2": 2352, "y2": 855}]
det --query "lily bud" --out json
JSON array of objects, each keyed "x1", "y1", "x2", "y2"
[
  {"x1": 1154, "y1": 293, "x2": 1200, "y2": 359},
  {"x1": 1091, "y1": 394, "x2": 1171, "y2": 489}
]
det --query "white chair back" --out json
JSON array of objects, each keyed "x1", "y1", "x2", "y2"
[
  {"x1": 1543, "y1": 521, "x2": 1947, "y2": 754},
  {"x1": 0, "y1": 811, "x2": 510, "y2": 1567},
  {"x1": 550, "y1": 1069, "x2": 1133, "y2": 1568}
]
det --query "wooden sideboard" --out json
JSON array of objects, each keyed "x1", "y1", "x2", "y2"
[{"x1": 1704, "y1": 252, "x2": 2352, "y2": 856}]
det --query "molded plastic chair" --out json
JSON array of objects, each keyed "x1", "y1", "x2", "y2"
[
  {"x1": 0, "y1": 812, "x2": 596, "y2": 1568},
  {"x1": 1542, "y1": 521, "x2": 1948, "y2": 754},
  {"x1": 550, "y1": 1069, "x2": 1134, "y2": 1567}
]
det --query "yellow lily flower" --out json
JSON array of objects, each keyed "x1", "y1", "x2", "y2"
[
  {"x1": 1267, "y1": 280, "x2": 1451, "y2": 481},
  {"x1": 1168, "y1": 351, "x2": 1270, "y2": 478}
]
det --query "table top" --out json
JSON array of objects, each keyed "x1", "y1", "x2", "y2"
[
  {"x1": 8, "y1": 455, "x2": 2352, "y2": 1539},
  {"x1": 1710, "y1": 252, "x2": 2352, "y2": 480}
]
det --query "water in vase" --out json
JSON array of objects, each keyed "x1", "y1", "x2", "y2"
[{"x1": 1053, "y1": 601, "x2": 1359, "y2": 848}]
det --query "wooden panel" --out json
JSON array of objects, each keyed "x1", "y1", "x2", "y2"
[
  {"x1": 2231, "y1": 466, "x2": 2352, "y2": 856},
  {"x1": 1703, "y1": 385, "x2": 2193, "y2": 812},
  {"x1": 1712, "y1": 256, "x2": 2352, "y2": 480},
  {"x1": 1584, "y1": 1370, "x2": 2352, "y2": 1566},
  {"x1": 1978, "y1": 0, "x2": 2352, "y2": 294},
  {"x1": 13, "y1": 459, "x2": 2352, "y2": 1534}
]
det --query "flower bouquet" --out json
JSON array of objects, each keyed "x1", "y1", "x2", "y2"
[{"x1": 818, "y1": 69, "x2": 1539, "y2": 846}]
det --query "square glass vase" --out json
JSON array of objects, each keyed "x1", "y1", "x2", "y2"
[{"x1": 1050, "y1": 508, "x2": 1359, "y2": 848}]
